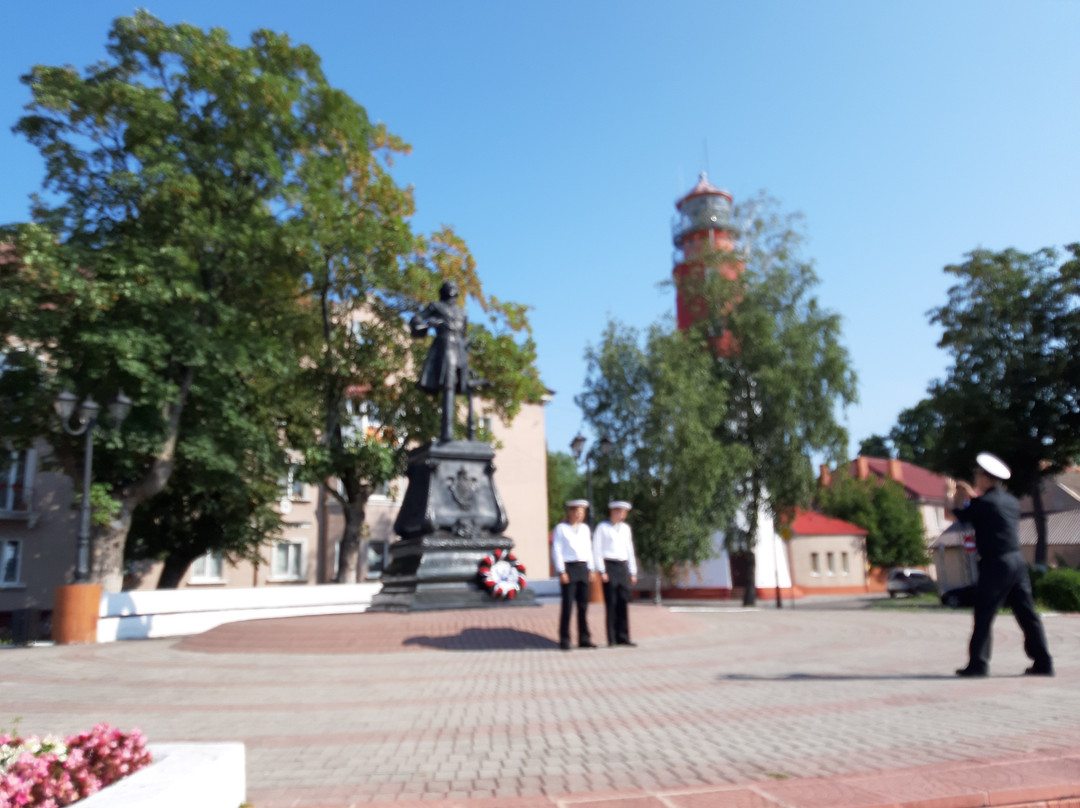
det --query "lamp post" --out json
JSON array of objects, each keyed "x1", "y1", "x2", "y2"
[
  {"x1": 569, "y1": 433, "x2": 614, "y2": 529},
  {"x1": 54, "y1": 389, "x2": 132, "y2": 583}
]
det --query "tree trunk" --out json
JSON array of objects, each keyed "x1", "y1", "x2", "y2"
[
  {"x1": 89, "y1": 366, "x2": 194, "y2": 593},
  {"x1": 91, "y1": 507, "x2": 133, "y2": 594},
  {"x1": 742, "y1": 485, "x2": 760, "y2": 607},
  {"x1": 335, "y1": 496, "x2": 368, "y2": 583},
  {"x1": 1032, "y1": 478, "x2": 1048, "y2": 568},
  {"x1": 742, "y1": 550, "x2": 758, "y2": 606},
  {"x1": 157, "y1": 554, "x2": 197, "y2": 589}
]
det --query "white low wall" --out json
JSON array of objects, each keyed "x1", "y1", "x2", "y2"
[
  {"x1": 79, "y1": 743, "x2": 245, "y2": 808},
  {"x1": 97, "y1": 579, "x2": 560, "y2": 642},
  {"x1": 97, "y1": 583, "x2": 381, "y2": 642}
]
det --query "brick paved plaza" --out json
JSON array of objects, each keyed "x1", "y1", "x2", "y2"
[{"x1": 2, "y1": 599, "x2": 1079, "y2": 807}]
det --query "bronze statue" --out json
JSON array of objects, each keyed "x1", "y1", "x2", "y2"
[
  {"x1": 373, "y1": 281, "x2": 531, "y2": 612},
  {"x1": 411, "y1": 280, "x2": 470, "y2": 443}
]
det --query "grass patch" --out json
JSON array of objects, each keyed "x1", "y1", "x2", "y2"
[
  {"x1": 869, "y1": 593, "x2": 942, "y2": 610},
  {"x1": 869, "y1": 591, "x2": 1051, "y2": 615}
]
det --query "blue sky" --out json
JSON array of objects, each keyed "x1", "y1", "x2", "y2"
[{"x1": 3, "y1": 1, "x2": 1079, "y2": 462}]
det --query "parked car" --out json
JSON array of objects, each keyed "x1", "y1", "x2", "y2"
[
  {"x1": 886, "y1": 568, "x2": 938, "y2": 598},
  {"x1": 940, "y1": 584, "x2": 977, "y2": 608}
]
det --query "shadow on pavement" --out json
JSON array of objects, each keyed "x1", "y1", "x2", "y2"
[
  {"x1": 719, "y1": 672, "x2": 968, "y2": 681},
  {"x1": 403, "y1": 627, "x2": 561, "y2": 651}
]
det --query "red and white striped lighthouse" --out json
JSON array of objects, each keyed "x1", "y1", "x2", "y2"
[{"x1": 671, "y1": 173, "x2": 741, "y2": 354}]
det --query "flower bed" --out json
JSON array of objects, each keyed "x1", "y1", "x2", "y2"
[{"x1": 0, "y1": 724, "x2": 151, "y2": 808}]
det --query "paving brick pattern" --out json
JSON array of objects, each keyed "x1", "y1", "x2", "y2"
[{"x1": 1, "y1": 601, "x2": 1078, "y2": 807}]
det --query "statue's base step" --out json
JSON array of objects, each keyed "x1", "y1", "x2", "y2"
[
  {"x1": 368, "y1": 532, "x2": 536, "y2": 612},
  {"x1": 369, "y1": 582, "x2": 537, "y2": 613}
]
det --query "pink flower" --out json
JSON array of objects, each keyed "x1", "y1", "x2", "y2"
[{"x1": 0, "y1": 725, "x2": 151, "y2": 807}]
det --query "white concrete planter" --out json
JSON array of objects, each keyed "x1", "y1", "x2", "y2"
[
  {"x1": 78, "y1": 743, "x2": 245, "y2": 808},
  {"x1": 94, "y1": 578, "x2": 562, "y2": 643},
  {"x1": 97, "y1": 583, "x2": 382, "y2": 642}
]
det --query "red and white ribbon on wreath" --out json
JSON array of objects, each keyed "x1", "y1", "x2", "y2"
[{"x1": 478, "y1": 549, "x2": 528, "y2": 599}]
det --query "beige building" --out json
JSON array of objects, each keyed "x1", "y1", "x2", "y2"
[
  {"x1": 0, "y1": 400, "x2": 550, "y2": 628},
  {"x1": 785, "y1": 510, "x2": 870, "y2": 595}
]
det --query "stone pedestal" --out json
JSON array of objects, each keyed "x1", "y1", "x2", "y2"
[{"x1": 369, "y1": 440, "x2": 536, "y2": 612}]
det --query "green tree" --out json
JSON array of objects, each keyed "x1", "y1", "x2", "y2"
[
  {"x1": 578, "y1": 322, "x2": 748, "y2": 582},
  {"x1": 546, "y1": 450, "x2": 583, "y2": 531},
  {"x1": 889, "y1": 399, "x2": 946, "y2": 468},
  {"x1": 0, "y1": 13, "x2": 391, "y2": 590},
  {"x1": 927, "y1": 245, "x2": 1080, "y2": 565},
  {"x1": 124, "y1": 359, "x2": 291, "y2": 587},
  {"x1": 697, "y1": 196, "x2": 858, "y2": 605},
  {"x1": 817, "y1": 470, "x2": 927, "y2": 568},
  {"x1": 858, "y1": 434, "x2": 892, "y2": 458},
  {"x1": 291, "y1": 158, "x2": 544, "y2": 581}
]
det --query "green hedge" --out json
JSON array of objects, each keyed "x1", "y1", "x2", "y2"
[{"x1": 1034, "y1": 567, "x2": 1080, "y2": 612}]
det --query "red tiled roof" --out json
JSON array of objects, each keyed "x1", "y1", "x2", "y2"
[
  {"x1": 790, "y1": 509, "x2": 867, "y2": 536},
  {"x1": 848, "y1": 457, "x2": 949, "y2": 503}
]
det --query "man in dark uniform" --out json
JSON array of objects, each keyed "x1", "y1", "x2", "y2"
[{"x1": 949, "y1": 452, "x2": 1054, "y2": 677}]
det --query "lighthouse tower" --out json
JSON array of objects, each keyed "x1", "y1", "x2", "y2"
[
  {"x1": 671, "y1": 173, "x2": 741, "y2": 354},
  {"x1": 668, "y1": 175, "x2": 794, "y2": 603}
]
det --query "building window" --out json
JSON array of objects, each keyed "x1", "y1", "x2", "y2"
[
  {"x1": 284, "y1": 466, "x2": 306, "y2": 501},
  {"x1": 189, "y1": 552, "x2": 225, "y2": 583},
  {"x1": 1, "y1": 539, "x2": 21, "y2": 586},
  {"x1": 841, "y1": 552, "x2": 850, "y2": 576},
  {"x1": 272, "y1": 540, "x2": 306, "y2": 581},
  {"x1": 826, "y1": 552, "x2": 835, "y2": 576},
  {"x1": 810, "y1": 552, "x2": 820, "y2": 577},
  {"x1": 0, "y1": 451, "x2": 29, "y2": 511},
  {"x1": 365, "y1": 540, "x2": 389, "y2": 579}
]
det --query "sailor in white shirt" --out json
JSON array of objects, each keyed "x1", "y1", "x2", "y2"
[
  {"x1": 551, "y1": 499, "x2": 597, "y2": 650},
  {"x1": 594, "y1": 500, "x2": 638, "y2": 647}
]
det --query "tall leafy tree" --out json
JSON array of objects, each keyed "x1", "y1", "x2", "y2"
[
  {"x1": 124, "y1": 358, "x2": 293, "y2": 587},
  {"x1": 288, "y1": 122, "x2": 544, "y2": 581},
  {"x1": 889, "y1": 398, "x2": 946, "y2": 468},
  {"x1": 0, "y1": 13, "x2": 502, "y2": 590},
  {"x1": 927, "y1": 245, "x2": 1080, "y2": 565},
  {"x1": 578, "y1": 322, "x2": 747, "y2": 581},
  {"x1": 2, "y1": 13, "x2": 332, "y2": 590},
  {"x1": 546, "y1": 450, "x2": 583, "y2": 531},
  {"x1": 858, "y1": 434, "x2": 892, "y2": 458},
  {"x1": 686, "y1": 195, "x2": 857, "y2": 605}
]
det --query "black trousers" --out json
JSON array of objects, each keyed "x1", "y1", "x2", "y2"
[
  {"x1": 602, "y1": 559, "x2": 632, "y2": 645},
  {"x1": 968, "y1": 551, "x2": 1052, "y2": 671},
  {"x1": 559, "y1": 562, "x2": 591, "y2": 647}
]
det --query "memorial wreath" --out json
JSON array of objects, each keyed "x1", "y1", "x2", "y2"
[{"x1": 478, "y1": 549, "x2": 527, "y2": 599}]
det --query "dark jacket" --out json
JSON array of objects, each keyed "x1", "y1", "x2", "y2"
[{"x1": 953, "y1": 485, "x2": 1022, "y2": 560}]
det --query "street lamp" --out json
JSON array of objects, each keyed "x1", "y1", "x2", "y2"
[
  {"x1": 54, "y1": 389, "x2": 132, "y2": 583},
  {"x1": 569, "y1": 433, "x2": 614, "y2": 529}
]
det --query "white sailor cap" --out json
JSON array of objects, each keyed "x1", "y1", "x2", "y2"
[
  {"x1": 608, "y1": 500, "x2": 632, "y2": 511},
  {"x1": 977, "y1": 452, "x2": 1011, "y2": 481},
  {"x1": 565, "y1": 499, "x2": 589, "y2": 508}
]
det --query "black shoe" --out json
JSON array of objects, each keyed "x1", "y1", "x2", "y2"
[
  {"x1": 559, "y1": 643, "x2": 571, "y2": 651},
  {"x1": 1025, "y1": 663, "x2": 1054, "y2": 676},
  {"x1": 616, "y1": 641, "x2": 638, "y2": 647},
  {"x1": 579, "y1": 642, "x2": 599, "y2": 649},
  {"x1": 955, "y1": 666, "x2": 988, "y2": 677}
]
